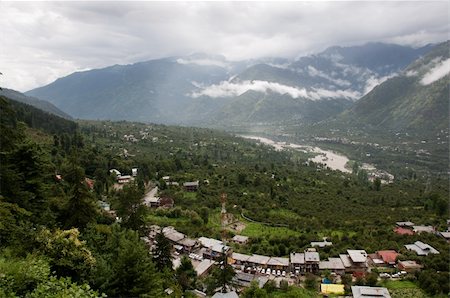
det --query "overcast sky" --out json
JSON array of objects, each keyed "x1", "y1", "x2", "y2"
[{"x1": 1, "y1": 1, "x2": 448, "y2": 92}]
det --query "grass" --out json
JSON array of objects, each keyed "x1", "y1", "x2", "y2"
[
  {"x1": 146, "y1": 214, "x2": 190, "y2": 227},
  {"x1": 382, "y1": 280, "x2": 419, "y2": 289},
  {"x1": 240, "y1": 219, "x2": 301, "y2": 238}
]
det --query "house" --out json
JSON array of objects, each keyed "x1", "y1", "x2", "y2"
[
  {"x1": 198, "y1": 237, "x2": 230, "y2": 260},
  {"x1": 439, "y1": 231, "x2": 450, "y2": 242},
  {"x1": 311, "y1": 240, "x2": 332, "y2": 248},
  {"x1": 368, "y1": 254, "x2": 385, "y2": 268},
  {"x1": 397, "y1": 260, "x2": 423, "y2": 273},
  {"x1": 195, "y1": 259, "x2": 215, "y2": 277},
  {"x1": 351, "y1": 286, "x2": 391, "y2": 298},
  {"x1": 375, "y1": 250, "x2": 398, "y2": 266},
  {"x1": 163, "y1": 227, "x2": 186, "y2": 243},
  {"x1": 117, "y1": 175, "x2": 132, "y2": 184},
  {"x1": 230, "y1": 252, "x2": 251, "y2": 267},
  {"x1": 394, "y1": 227, "x2": 414, "y2": 235},
  {"x1": 211, "y1": 291, "x2": 239, "y2": 298},
  {"x1": 178, "y1": 238, "x2": 198, "y2": 253},
  {"x1": 319, "y1": 258, "x2": 345, "y2": 275},
  {"x1": 413, "y1": 225, "x2": 435, "y2": 234},
  {"x1": 233, "y1": 272, "x2": 268, "y2": 288},
  {"x1": 396, "y1": 221, "x2": 415, "y2": 227},
  {"x1": 405, "y1": 241, "x2": 439, "y2": 256},
  {"x1": 267, "y1": 257, "x2": 290, "y2": 271},
  {"x1": 339, "y1": 254, "x2": 353, "y2": 273},
  {"x1": 290, "y1": 249, "x2": 320, "y2": 274},
  {"x1": 183, "y1": 181, "x2": 199, "y2": 192},
  {"x1": 132, "y1": 168, "x2": 138, "y2": 177},
  {"x1": 231, "y1": 235, "x2": 249, "y2": 245},
  {"x1": 247, "y1": 254, "x2": 271, "y2": 268},
  {"x1": 290, "y1": 252, "x2": 304, "y2": 274},
  {"x1": 321, "y1": 284, "x2": 345, "y2": 295},
  {"x1": 146, "y1": 197, "x2": 161, "y2": 207},
  {"x1": 347, "y1": 250, "x2": 368, "y2": 272},
  {"x1": 109, "y1": 169, "x2": 121, "y2": 177}
]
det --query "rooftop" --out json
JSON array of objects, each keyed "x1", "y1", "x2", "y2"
[
  {"x1": 311, "y1": 240, "x2": 332, "y2": 247},
  {"x1": 232, "y1": 235, "x2": 249, "y2": 243},
  {"x1": 305, "y1": 251, "x2": 320, "y2": 262},
  {"x1": 394, "y1": 227, "x2": 414, "y2": 235},
  {"x1": 352, "y1": 286, "x2": 391, "y2": 298},
  {"x1": 211, "y1": 291, "x2": 239, "y2": 298},
  {"x1": 319, "y1": 258, "x2": 345, "y2": 270},
  {"x1": 405, "y1": 241, "x2": 439, "y2": 255},
  {"x1": 376, "y1": 250, "x2": 398, "y2": 264},
  {"x1": 267, "y1": 257, "x2": 289, "y2": 267},
  {"x1": 339, "y1": 254, "x2": 352, "y2": 268},
  {"x1": 231, "y1": 252, "x2": 251, "y2": 262},
  {"x1": 348, "y1": 250, "x2": 367, "y2": 263},
  {"x1": 413, "y1": 225, "x2": 435, "y2": 233},
  {"x1": 198, "y1": 237, "x2": 223, "y2": 248},
  {"x1": 396, "y1": 221, "x2": 415, "y2": 227},
  {"x1": 290, "y1": 252, "x2": 305, "y2": 264},
  {"x1": 247, "y1": 254, "x2": 271, "y2": 265},
  {"x1": 321, "y1": 284, "x2": 345, "y2": 295},
  {"x1": 183, "y1": 181, "x2": 199, "y2": 187},
  {"x1": 195, "y1": 259, "x2": 215, "y2": 276}
]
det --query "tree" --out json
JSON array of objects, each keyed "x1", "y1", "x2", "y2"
[
  {"x1": 199, "y1": 207, "x2": 209, "y2": 224},
  {"x1": 208, "y1": 251, "x2": 236, "y2": 293},
  {"x1": 35, "y1": 228, "x2": 95, "y2": 280},
  {"x1": 365, "y1": 272, "x2": 378, "y2": 287},
  {"x1": 241, "y1": 280, "x2": 268, "y2": 298},
  {"x1": 175, "y1": 256, "x2": 197, "y2": 291},
  {"x1": 304, "y1": 273, "x2": 317, "y2": 290},
  {"x1": 26, "y1": 276, "x2": 104, "y2": 298},
  {"x1": 113, "y1": 183, "x2": 147, "y2": 233},
  {"x1": 87, "y1": 225, "x2": 164, "y2": 297},
  {"x1": 153, "y1": 230, "x2": 173, "y2": 271},
  {"x1": 373, "y1": 177, "x2": 381, "y2": 191},
  {"x1": 62, "y1": 156, "x2": 98, "y2": 229}
]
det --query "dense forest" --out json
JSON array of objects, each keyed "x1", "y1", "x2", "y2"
[{"x1": 0, "y1": 96, "x2": 448, "y2": 297}]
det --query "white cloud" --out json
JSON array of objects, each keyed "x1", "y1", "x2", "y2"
[
  {"x1": 307, "y1": 66, "x2": 351, "y2": 87},
  {"x1": 364, "y1": 73, "x2": 397, "y2": 94},
  {"x1": 190, "y1": 80, "x2": 309, "y2": 99},
  {"x1": 0, "y1": 1, "x2": 448, "y2": 91},
  {"x1": 420, "y1": 58, "x2": 450, "y2": 85},
  {"x1": 190, "y1": 80, "x2": 361, "y2": 101},
  {"x1": 176, "y1": 58, "x2": 229, "y2": 68}
]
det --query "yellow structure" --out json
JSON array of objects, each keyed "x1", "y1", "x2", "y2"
[{"x1": 321, "y1": 283, "x2": 345, "y2": 295}]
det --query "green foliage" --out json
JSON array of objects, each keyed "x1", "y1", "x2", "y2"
[
  {"x1": 35, "y1": 228, "x2": 95, "y2": 280},
  {"x1": 153, "y1": 230, "x2": 173, "y2": 271},
  {"x1": 0, "y1": 252, "x2": 50, "y2": 296},
  {"x1": 85, "y1": 224, "x2": 164, "y2": 297},
  {"x1": 175, "y1": 256, "x2": 197, "y2": 291},
  {"x1": 112, "y1": 182, "x2": 147, "y2": 232},
  {"x1": 304, "y1": 273, "x2": 318, "y2": 290},
  {"x1": 26, "y1": 276, "x2": 104, "y2": 298},
  {"x1": 241, "y1": 280, "x2": 268, "y2": 298}
]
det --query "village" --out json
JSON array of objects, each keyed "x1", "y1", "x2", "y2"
[{"x1": 103, "y1": 168, "x2": 449, "y2": 298}]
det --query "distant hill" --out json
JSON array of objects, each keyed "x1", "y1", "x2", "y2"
[
  {"x1": 0, "y1": 95, "x2": 77, "y2": 135},
  {"x1": 26, "y1": 43, "x2": 434, "y2": 126},
  {"x1": 326, "y1": 41, "x2": 449, "y2": 136},
  {"x1": 0, "y1": 88, "x2": 72, "y2": 119}
]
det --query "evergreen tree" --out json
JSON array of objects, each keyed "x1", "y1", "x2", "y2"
[
  {"x1": 153, "y1": 230, "x2": 173, "y2": 271},
  {"x1": 175, "y1": 256, "x2": 197, "y2": 291}
]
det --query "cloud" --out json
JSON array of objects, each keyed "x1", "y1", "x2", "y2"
[
  {"x1": 420, "y1": 58, "x2": 450, "y2": 85},
  {"x1": 0, "y1": 1, "x2": 448, "y2": 91},
  {"x1": 364, "y1": 74, "x2": 398, "y2": 94},
  {"x1": 190, "y1": 80, "x2": 361, "y2": 101},
  {"x1": 176, "y1": 58, "x2": 229, "y2": 68},
  {"x1": 190, "y1": 80, "x2": 309, "y2": 99},
  {"x1": 307, "y1": 66, "x2": 351, "y2": 87}
]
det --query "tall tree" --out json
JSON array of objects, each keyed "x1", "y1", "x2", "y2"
[
  {"x1": 153, "y1": 230, "x2": 173, "y2": 271},
  {"x1": 175, "y1": 256, "x2": 197, "y2": 292}
]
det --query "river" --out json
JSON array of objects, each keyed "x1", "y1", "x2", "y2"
[{"x1": 240, "y1": 135, "x2": 351, "y2": 173}]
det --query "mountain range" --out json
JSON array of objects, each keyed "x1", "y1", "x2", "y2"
[
  {"x1": 26, "y1": 42, "x2": 435, "y2": 127},
  {"x1": 323, "y1": 41, "x2": 449, "y2": 136}
]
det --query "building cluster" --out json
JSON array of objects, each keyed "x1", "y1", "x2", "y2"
[
  {"x1": 109, "y1": 168, "x2": 138, "y2": 184},
  {"x1": 144, "y1": 223, "x2": 433, "y2": 295},
  {"x1": 394, "y1": 221, "x2": 450, "y2": 242}
]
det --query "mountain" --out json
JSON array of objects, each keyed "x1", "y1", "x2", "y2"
[
  {"x1": 0, "y1": 88, "x2": 72, "y2": 119},
  {"x1": 26, "y1": 43, "x2": 434, "y2": 126},
  {"x1": 325, "y1": 41, "x2": 449, "y2": 136}
]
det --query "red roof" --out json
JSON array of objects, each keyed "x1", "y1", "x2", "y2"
[
  {"x1": 394, "y1": 227, "x2": 414, "y2": 235},
  {"x1": 377, "y1": 250, "x2": 398, "y2": 264},
  {"x1": 85, "y1": 178, "x2": 95, "y2": 190}
]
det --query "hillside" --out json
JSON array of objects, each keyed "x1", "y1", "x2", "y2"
[
  {"x1": 0, "y1": 88, "x2": 72, "y2": 119},
  {"x1": 26, "y1": 43, "x2": 432, "y2": 126},
  {"x1": 329, "y1": 41, "x2": 449, "y2": 135}
]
